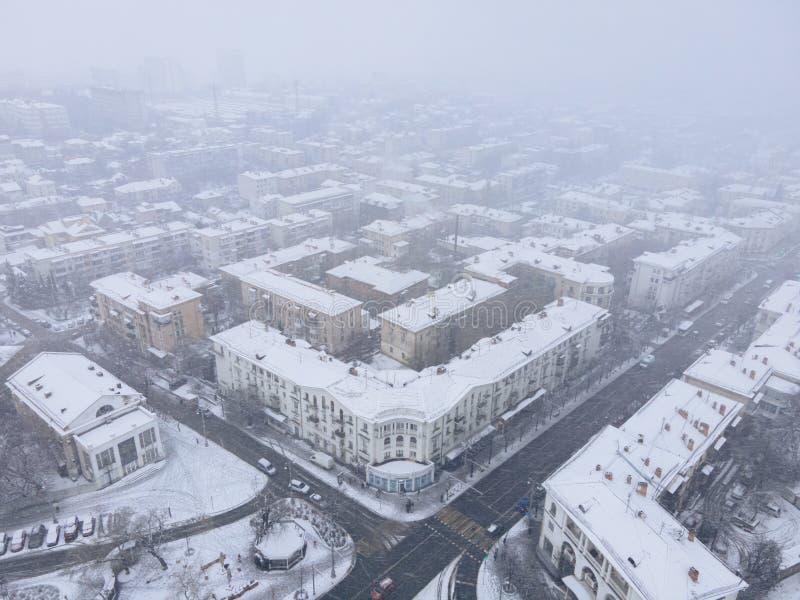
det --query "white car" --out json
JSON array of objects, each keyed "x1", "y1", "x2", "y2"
[
  {"x1": 310, "y1": 493, "x2": 323, "y2": 503},
  {"x1": 45, "y1": 523, "x2": 60, "y2": 547},
  {"x1": 289, "y1": 479, "x2": 311, "y2": 494},
  {"x1": 639, "y1": 354, "x2": 655, "y2": 368}
]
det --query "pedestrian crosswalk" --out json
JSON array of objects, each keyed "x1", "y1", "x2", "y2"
[
  {"x1": 355, "y1": 522, "x2": 406, "y2": 557},
  {"x1": 433, "y1": 505, "x2": 495, "y2": 555}
]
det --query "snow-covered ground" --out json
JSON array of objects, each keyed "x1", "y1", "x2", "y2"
[
  {"x1": 0, "y1": 343, "x2": 22, "y2": 366},
  {"x1": 4, "y1": 297, "x2": 93, "y2": 331},
  {"x1": 414, "y1": 553, "x2": 461, "y2": 600},
  {"x1": 767, "y1": 571, "x2": 800, "y2": 599},
  {"x1": 0, "y1": 416, "x2": 265, "y2": 561},
  {"x1": 5, "y1": 502, "x2": 355, "y2": 600}
]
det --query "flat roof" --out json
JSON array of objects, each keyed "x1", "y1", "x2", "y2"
[
  {"x1": 326, "y1": 256, "x2": 429, "y2": 295},
  {"x1": 219, "y1": 237, "x2": 356, "y2": 279},
  {"x1": 633, "y1": 236, "x2": 740, "y2": 271},
  {"x1": 379, "y1": 278, "x2": 505, "y2": 331},
  {"x1": 242, "y1": 270, "x2": 361, "y2": 315},
  {"x1": 758, "y1": 280, "x2": 800, "y2": 316},
  {"x1": 76, "y1": 406, "x2": 156, "y2": 450},
  {"x1": 91, "y1": 271, "x2": 201, "y2": 311},
  {"x1": 683, "y1": 349, "x2": 771, "y2": 399}
]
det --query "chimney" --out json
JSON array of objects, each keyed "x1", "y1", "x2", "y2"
[
  {"x1": 719, "y1": 404, "x2": 726, "y2": 416},
  {"x1": 688, "y1": 567, "x2": 699, "y2": 583},
  {"x1": 557, "y1": 297, "x2": 564, "y2": 307},
  {"x1": 678, "y1": 408, "x2": 688, "y2": 419},
  {"x1": 762, "y1": 356, "x2": 768, "y2": 365},
  {"x1": 699, "y1": 422, "x2": 709, "y2": 436},
  {"x1": 696, "y1": 388, "x2": 703, "y2": 397},
  {"x1": 626, "y1": 474, "x2": 632, "y2": 484},
  {"x1": 688, "y1": 529, "x2": 696, "y2": 542},
  {"x1": 644, "y1": 457, "x2": 650, "y2": 467},
  {"x1": 595, "y1": 464, "x2": 602, "y2": 471},
  {"x1": 664, "y1": 422, "x2": 671, "y2": 431},
  {"x1": 687, "y1": 438, "x2": 695, "y2": 451},
  {"x1": 749, "y1": 370, "x2": 756, "y2": 380},
  {"x1": 604, "y1": 471, "x2": 613, "y2": 481},
  {"x1": 636, "y1": 481, "x2": 648, "y2": 496},
  {"x1": 729, "y1": 359, "x2": 736, "y2": 367},
  {"x1": 655, "y1": 467, "x2": 663, "y2": 478}
]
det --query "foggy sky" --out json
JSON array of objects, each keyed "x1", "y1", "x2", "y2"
[{"x1": 3, "y1": 1, "x2": 799, "y2": 114}]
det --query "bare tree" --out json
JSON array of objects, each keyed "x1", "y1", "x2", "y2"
[
  {"x1": 171, "y1": 562, "x2": 212, "y2": 600},
  {"x1": 740, "y1": 536, "x2": 783, "y2": 599},
  {"x1": 0, "y1": 412, "x2": 54, "y2": 502}
]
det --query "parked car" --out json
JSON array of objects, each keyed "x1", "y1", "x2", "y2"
[
  {"x1": 21, "y1": 328, "x2": 31, "y2": 337},
  {"x1": 309, "y1": 452, "x2": 334, "y2": 470},
  {"x1": 516, "y1": 498, "x2": 530, "y2": 513},
  {"x1": 731, "y1": 482, "x2": 748, "y2": 501},
  {"x1": 486, "y1": 523, "x2": 500, "y2": 535},
  {"x1": 639, "y1": 354, "x2": 655, "y2": 368},
  {"x1": 82, "y1": 516, "x2": 96, "y2": 537},
  {"x1": 0, "y1": 531, "x2": 8, "y2": 556},
  {"x1": 10, "y1": 529, "x2": 27, "y2": 552},
  {"x1": 310, "y1": 493, "x2": 324, "y2": 504},
  {"x1": 370, "y1": 577, "x2": 396, "y2": 600},
  {"x1": 196, "y1": 406, "x2": 211, "y2": 416},
  {"x1": 257, "y1": 458, "x2": 277, "y2": 476},
  {"x1": 28, "y1": 524, "x2": 46, "y2": 549},
  {"x1": 63, "y1": 516, "x2": 79, "y2": 542},
  {"x1": 288, "y1": 479, "x2": 311, "y2": 494},
  {"x1": 46, "y1": 523, "x2": 61, "y2": 547}
]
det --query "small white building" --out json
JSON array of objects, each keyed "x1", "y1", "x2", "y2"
[{"x1": 6, "y1": 353, "x2": 164, "y2": 488}]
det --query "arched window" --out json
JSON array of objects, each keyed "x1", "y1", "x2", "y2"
[
  {"x1": 582, "y1": 567, "x2": 598, "y2": 593},
  {"x1": 95, "y1": 405, "x2": 114, "y2": 417},
  {"x1": 384, "y1": 437, "x2": 391, "y2": 446},
  {"x1": 549, "y1": 502, "x2": 557, "y2": 516},
  {"x1": 396, "y1": 435, "x2": 404, "y2": 444},
  {"x1": 409, "y1": 436, "x2": 417, "y2": 446}
]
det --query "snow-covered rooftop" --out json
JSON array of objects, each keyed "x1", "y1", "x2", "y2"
[
  {"x1": 114, "y1": 178, "x2": 178, "y2": 195},
  {"x1": 213, "y1": 297, "x2": 607, "y2": 422},
  {"x1": 546, "y1": 426, "x2": 747, "y2": 600},
  {"x1": 683, "y1": 349, "x2": 771, "y2": 401},
  {"x1": 464, "y1": 239, "x2": 614, "y2": 287},
  {"x1": 758, "y1": 280, "x2": 800, "y2": 317},
  {"x1": 219, "y1": 237, "x2": 356, "y2": 279},
  {"x1": 632, "y1": 236, "x2": 739, "y2": 271},
  {"x1": 76, "y1": 406, "x2": 156, "y2": 450},
  {"x1": 90, "y1": 271, "x2": 202, "y2": 312},
  {"x1": 447, "y1": 203, "x2": 523, "y2": 224},
  {"x1": 378, "y1": 277, "x2": 505, "y2": 331},
  {"x1": 241, "y1": 269, "x2": 362, "y2": 315},
  {"x1": 6, "y1": 352, "x2": 142, "y2": 431},
  {"x1": 326, "y1": 256, "x2": 429, "y2": 295}
]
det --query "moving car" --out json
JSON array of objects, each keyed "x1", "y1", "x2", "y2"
[
  {"x1": 28, "y1": 524, "x2": 46, "y2": 549},
  {"x1": 46, "y1": 523, "x2": 61, "y2": 547},
  {"x1": 82, "y1": 515, "x2": 96, "y2": 537},
  {"x1": 288, "y1": 479, "x2": 311, "y2": 494},
  {"x1": 486, "y1": 523, "x2": 500, "y2": 535},
  {"x1": 257, "y1": 458, "x2": 277, "y2": 476},
  {"x1": 639, "y1": 354, "x2": 655, "y2": 368},
  {"x1": 63, "y1": 516, "x2": 79, "y2": 542},
  {"x1": 10, "y1": 529, "x2": 27, "y2": 552},
  {"x1": 370, "y1": 577, "x2": 396, "y2": 600}
]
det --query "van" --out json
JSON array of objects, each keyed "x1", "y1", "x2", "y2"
[
  {"x1": 310, "y1": 452, "x2": 334, "y2": 470},
  {"x1": 257, "y1": 458, "x2": 277, "y2": 476}
]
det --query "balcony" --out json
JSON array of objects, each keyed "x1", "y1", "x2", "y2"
[
  {"x1": 334, "y1": 429, "x2": 345, "y2": 438},
  {"x1": 307, "y1": 415, "x2": 319, "y2": 424}
]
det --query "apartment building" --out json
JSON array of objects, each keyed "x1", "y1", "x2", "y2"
[
  {"x1": 0, "y1": 99, "x2": 71, "y2": 138},
  {"x1": 495, "y1": 162, "x2": 559, "y2": 203},
  {"x1": 627, "y1": 235, "x2": 741, "y2": 311},
  {"x1": 7, "y1": 353, "x2": 164, "y2": 488},
  {"x1": 260, "y1": 146, "x2": 305, "y2": 171},
  {"x1": 91, "y1": 271, "x2": 206, "y2": 354},
  {"x1": 18, "y1": 221, "x2": 193, "y2": 288},
  {"x1": 134, "y1": 200, "x2": 183, "y2": 224},
  {"x1": 723, "y1": 210, "x2": 794, "y2": 254},
  {"x1": 447, "y1": 203, "x2": 524, "y2": 238},
  {"x1": 276, "y1": 186, "x2": 358, "y2": 233},
  {"x1": 148, "y1": 144, "x2": 241, "y2": 181},
  {"x1": 415, "y1": 174, "x2": 493, "y2": 205},
  {"x1": 539, "y1": 381, "x2": 746, "y2": 600},
  {"x1": 239, "y1": 269, "x2": 366, "y2": 356},
  {"x1": 37, "y1": 215, "x2": 105, "y2": 248},
  {"x1": 464, "y1": 240, "x2": 615, "y2": 309},
  {"x1": 266, "y1": 210, "x2": 332, "y2": 248},
  {"x1": 211, "y1": 297, "x2": 608, "y2": 491},
  {"x1": 618, "y1": 162, "x2": 711, "y2": 191},
  {"x1": 250, "y1": 164, "x2": 346, "y2": 196},
  {"x1": 753, "y1": 280, "x2": 800, "y2": 337},
  {"x1": 525, "y1": 214, "x2": 593, "y2": 238},
  {"x1": 360, "y1": 212, "x2": 453, "y2": 258},
  {"x1": 194, "y1": 217, "x2": 271, "y2": 271},
  {"x1": 238, "y1": 170, "x2": 274, "y2": 203},
  {"x1": 326, "y1": 256, "x2": 429, "y2": 310},
  {"x1": 359, "y1": 192, "x2": 404, "y2": 225},
  {"x1": 219, "y1": 237, "x2": 358, "y2": 290},
  {"x1": 379, "y1": 277, "x2": 507, "y2": 370},
  {"x1": 556, "y1": 190, "x2": 635, "y2": 224},
  {"x1": 90, "y1": 86, "x2": 147, "y2": 129},
  {"x1": 628, "y1": 212, "x2": 737, "y2": 247},
  {"x1": 114, "y1": 177, "x2": 182, "y2": 205}
]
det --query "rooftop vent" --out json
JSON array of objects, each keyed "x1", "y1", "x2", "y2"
[
  {"x1": 688, "y1": 567, "x2": 699, "y2": 583},
  {"x1": 96, "y1": 371, "x2": 104, "y2": 377}
]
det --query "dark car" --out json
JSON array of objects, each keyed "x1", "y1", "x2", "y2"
[
  {"x1": 28, "y1": 524, "x2": 47, "y2": 549},
  {"x1": 63, "y1": 516, "x2": 79, "y2": 542},
  {"x1": 516, "y1": 498, "x2": 530, "y2": 513}
]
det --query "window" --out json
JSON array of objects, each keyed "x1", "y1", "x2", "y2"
[
  {"x1": 139, "y1": 428, "x2": 156, "y2": 448},
  {"x1": 384, "y1": 451, "x2": 391, "y2": 459},
  {"x1": 396, "y1": 449, "x2": 404, "y2": 457},
  {"x1": 396, "y1": 435, "x2": 404, "y2": 444},
  {"x1": 384, "y1": 437, "x2": 391, "y2": 446},
  {"x1": 96, "y1": 447, "x2": 115, "y2": 469},
  {"x1": 549, "y1": 502, "x2": 557, "y2": 517},
  {"x1": 409, "y1": 436, "x2": 417, "y2": 447},
  {"x1": 95, "y1": 404, "x2": 114, "y2": 418}
]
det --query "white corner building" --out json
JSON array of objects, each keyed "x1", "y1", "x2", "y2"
[{"x1": 6, "y1": 353, "x2": 164, "y2": 488}]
